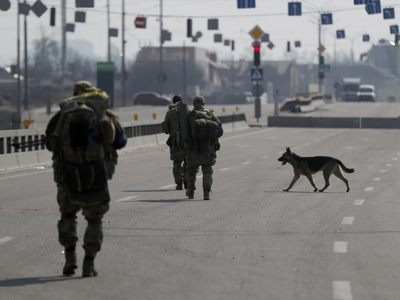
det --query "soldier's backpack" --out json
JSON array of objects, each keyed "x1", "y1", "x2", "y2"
[
  {"x1": 190, "y1": 110, "x2": 219, "y2": 142},
  {"x1": 51, "y1": 91, "x2": 115, "y2": 204}
]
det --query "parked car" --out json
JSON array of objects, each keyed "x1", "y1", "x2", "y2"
[
  {"x1": 133, "y1": 91, "x2": 172, "y2": 106},
  {"x1": 357, "y1": 85, "x2": 376, "y2": 102}
]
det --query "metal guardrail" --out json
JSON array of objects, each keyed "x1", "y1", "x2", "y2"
[{"x1": 0, "y1": 113, "x2": 247, "y2": 155}]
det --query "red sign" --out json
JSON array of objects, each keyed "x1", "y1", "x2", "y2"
[{"x1": 135, "y1": 17, "x2": 146, "y2": 29}]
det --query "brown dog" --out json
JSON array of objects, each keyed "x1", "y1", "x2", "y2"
[{"x1": 278, "y1": 147, "x2": 355, "y2": 192}]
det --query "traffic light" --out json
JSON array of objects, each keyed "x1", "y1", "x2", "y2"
[
  {"x1": 187, "y1": 19, "x2": 192, "y2": 38},
  {"x1": 254, "y1": 44, "x2": 260, "y2": 66},
  {"x1": 319, "y1": 55, "x2": 325, "y2": 69},
  {"x1": 231, "y1": 40, "x2": 235, "y2": 51},
  {"x1": 50, "y1": 7, "x2": 56, "y2": 26},
  {"x1": 287, "y1": 41, "x2": 291, "y2": 52},
  {"x1": 319, "y1": 71, "x2": 325, "y2": 79},
  {"x1": 395, "y1": 34, "x2": 400, "y2": 46}
]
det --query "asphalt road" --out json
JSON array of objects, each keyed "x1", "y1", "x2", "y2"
[{"x1": 1, "y1": 127, "x2": 400, "y2": 300}]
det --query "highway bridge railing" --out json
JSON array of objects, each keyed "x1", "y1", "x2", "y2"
[{"x1": 0, "y1": 113, "x2": 248, "y2": 171}]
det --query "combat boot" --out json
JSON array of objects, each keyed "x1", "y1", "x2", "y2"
[
  {"x1": 204, "y1": 190, "x2": 211, "y2": 201},
  {"x1": 82, "y1": 257, "x2": 98, "y2": 277},
  {"x1": 63, "y1": 251, "x2": 77, "y2": 276},
  {"x1": 176, "y1": 183, "x2": 183, "y2": 190},
  {"x1": 186, "y1": 189, "x2": 194, "y2": 199}
]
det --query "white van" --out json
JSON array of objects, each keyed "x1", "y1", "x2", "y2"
[{"x1": 357, "y1": 85, "x2": 376, "y2": 102}]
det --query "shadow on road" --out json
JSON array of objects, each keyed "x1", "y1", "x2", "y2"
[
  {"x1": 0, "y1": 276, "x2": 82, "y2": 287},
  {"x1": 263, "y1": 191, "x2": 343, "y2": 194},
  {"x1": 135, "y1": 199, "x2": 202, "y2": 203},
  {"x1": 121, "y1": 190, "x2": 173, "y2": 193}
]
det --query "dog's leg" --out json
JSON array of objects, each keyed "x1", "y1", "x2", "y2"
[
  {"x1": 283, "y1": 174, "x2": 300, "y2": 192},
  {"x1": 334, "y1": 167, "x2": 350, "y2": 192},
  {"x1": 319, "y1": 170, "x2": 331, "y2": 192},
  {"x1": 305, "y1": 174, "x2": 318, "y2": 192}
]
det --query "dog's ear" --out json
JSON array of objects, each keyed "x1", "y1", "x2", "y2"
[{"x1": 287, "y1": 147, "x2": 291, "y2": 153}]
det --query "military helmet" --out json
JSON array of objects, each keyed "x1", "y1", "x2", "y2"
[
  {"x1": 193, "y1": 95, "x2": 205, "y2": 106},
  {"x1": 73, "y1": 81, "x2": 97, "y2": 96},
  {"x1": 173, "y1": 94, "x2": 183, "y2": 104}
]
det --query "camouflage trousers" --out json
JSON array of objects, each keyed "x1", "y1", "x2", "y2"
[
  {"x1": 187, "y1": 165, "x2": 213, "y2": 191},
  {"x1": 57, "y1": 183, "x2": 109, "y2": 258},
  {"x1": 173, "y1": 160, "x2": 187, "y2": 186}
]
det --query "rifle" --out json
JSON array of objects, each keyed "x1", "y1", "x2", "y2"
[{"x1": 11, "y1": 137, "x2": 46, "y2": 151}]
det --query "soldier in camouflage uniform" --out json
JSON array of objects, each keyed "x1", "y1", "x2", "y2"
[
  {"x1": 162, "y1": 95, "x2": 188, "y2": 190},
  {"x1": 45, "y1": 81, "x2": 127, "y2": 277},
  {"x1": 185, "y1": 96, "x2": 223, "y2": 200}
]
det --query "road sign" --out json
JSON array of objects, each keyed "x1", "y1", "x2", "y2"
[
  {"x1": 261, "y1": 34, "x2": 270, "y2": 42},
  {"x1": 76, "y1": 0, "x2": 94, "y2": 7},
  {"x1": 363, "y1": 34, "x2": 370, "y2": 42},
  {"x1": 274, "y1": 90, "x2": 279, "y2": 101},
  {"x1": 321, "y1": 13, "x2": 333, "y2": 25},
  {"x1": 288, "y1": 2, "x2": 302, "y2": 16},
  {"x1": 251, "y1": 68, "x2": 263, "y2": 81},
  {"x1": 135, "y1": 17, "x2": 146, "y2": 28},
  {"x1": 237, "y1": 0, "x2": 255, "y2": 9},
  {"x1": 318, "y1": 45, "x2": 326, "y2": 52},
  {"x1": 325, "y1": 65, "x2": 331, "y2": 72},
  {"x1": 295, "y1": 41, "x2": 301, "y2": 47},
  {"x1": 249, "y1": 25, "x2": 265, "y2": 41},
  {"x1": 334, "y1": 82, "x2": 340, "y2": 89},
  {"x1": 208, "y1": 19, "x2": 219, "y2": 30},
  {"x1": 268, "y1": 42, "x2": 275, "y2": 49},
  {"x1": 0, "y1": 0, "x2": 11, "y2": 11},
  {"x1": 366, "y1": 0, "x2": 381, "y2": 14},
  {"x1": 31, "y1": 0, "x2": 47, "y2": 18},
  {"x1": 157, "y1": 72, "x2": 167, "y2": 83},
  {"x1": 252, "y1": 84, "x2": 264, "y2": 97},
  {"x1": 336, "y1": 30, "x2": 345, "y2": 39},
  {"x1": 384, "y1": 8, "x2": 395, "y2": 19},
  {"x1": 354, "y1": 0, "x2": 372, "y2": 4},
  {"x1": 214, "y1": 34, "x2": 223, "y2": 43},
  {"x1": 390, "y1": 25, "x2": 399, "y2": 34}
]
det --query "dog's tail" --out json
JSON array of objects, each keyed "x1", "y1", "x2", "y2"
[{"x1": 335, "y1": 159, "x2": 355, "y2": 173}]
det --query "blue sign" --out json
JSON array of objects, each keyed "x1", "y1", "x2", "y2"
[
  {"x1": 274, "y1": 90, "x2": 279, "y2": 100},
  {"x1": 363, "y1": 34, "x2": 370, "y2": 42},
  {"x1": 336, "y1": 30, "x2": 345, "y2": 39},
  {"x1": 384, "y1": 8, "x2": 395, "y2": 19},
  {"x1": 237, "y1": 0, "x2": 256, "y2": 9},
  {"x1": 325, "y1": 65, "x2": 331, "y2": 73},
  {"x1": 251, "y1": 68, "x2": 263, "y2": 81},
  {"x1": 321, "y1": 13, "x2": 333, "y2": 25},
  {"x1": 354, "y1": 0, "x2": 373, "y2": 4},
  {"x1": 390, "y1": 25, "x2": 399, "y2": 34},
  {"x1": 366, "y1": 0, "x2": 381, "y2": 14},
  {"x1": 288, "y1": 2, "x2": 302, "y2": 16},
  {"x1": 334, "y1": 82, "x2": 340, "y2": 89}
]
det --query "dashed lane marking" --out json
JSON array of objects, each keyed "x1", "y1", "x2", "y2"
[
  {"x1": 364, "y1": 187, "x2": 374, "y2": 192},
  {"x1": 393, "y1": 157, "x2": 398, "y2": 161},
  {"x1": 380, "y1": 170, "x2": 387, "y2": 173},
  {"x1": 333, "y1": 281, "x2": 353, "y2": 300},
  {"x1": 386, "y1": 163, "x2": 392, "y2": 167},
  {"x1": 354, "y1": 199, "x2": 365, "y2": 205},
  {"x1": 241, "y1": 161, "x2": 251, "y2": 165},
  {"x1": 0, "y1": 237, "x2": 14, "y2": 246},
  {"x1": 220, "y1": 168, "x2": 231, "y2": 172},
  {"x1": 334, "y1": 241, "x2": 348, "y2": 253},
  {"x1": 373, "y1": 177, "x2": 380, "y2": 181},
  {"x1": 159, "y1": 184, "x2": 176, "y2": 189},
  {"x1": 341, "y1": 217, "x2": 354, "y2": 225},
  {"x1": 196, "y1": 175, "x2": 203, "y2": 179},
  {"x1": 115, "y1": 196, "x2": 139, "y2": 202}
]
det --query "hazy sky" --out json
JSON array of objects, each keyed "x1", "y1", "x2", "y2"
[{"x1": 1, "y1": 0, "x2": 400, "y2": 66}]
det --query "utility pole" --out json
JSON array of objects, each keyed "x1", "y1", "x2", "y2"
[
  {"x1": 17, "y1": 2, "x2": 21, "y2": 118},
  {"x1": 107, "y1": 0, "x2": 111, "y2": 61},
  {"x1": 61, "y1": 0, "x2": 66, "y2": 85},
  {"x1": 318, "y1": 17, "x2": 323, "y2": 93},
  {"x1": 24, "y1": 0, "x2": 28, "y2": 110},
  {"x1": 121, "y1": 0, "x2": 126, "y2": 106},
  {"x1": 351, "y1": 39, "x2": 355, "y2": 77},
  {"x1": 183, "y1": 41, "x2": 186, "y2": 100},
  {"x1": 159, "y1": 0, "x2": 164, "y2": 95}
]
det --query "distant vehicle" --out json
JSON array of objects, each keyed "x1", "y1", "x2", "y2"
[
  {"x1": 342, "y1": 78, "x2": 361, "y2": 102},
  {"x1": 357, "y1": 85, "x2": 376, "y2": 102},
  {"x1": 387, "y1": 95, "x2": 397, "y2": 102},
  {"x1": 244, "y1": 92, "x2": 255, "y2": 103},
  {"x1": 133, "y1": 91, "x2": 172, "y2": 106}
]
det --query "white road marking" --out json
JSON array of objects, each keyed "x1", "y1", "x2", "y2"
[
  {"x1": 341, "y1": 217, "x2": 354, "y2": 225},
  {"x1": 354, "y1": 199, "x2": 365, "y2": 205},
  {"x1": 380, "y1": 170, "x2": 387, "y2": 173},
  {"x1": 303, "y1": 143, "x2": 310, "y2": 146},
  {"x1": 373, "y1": 177, "x2": 380, "y2": 181},
  {"x1": 393, "y1": 157, "x2": 398, "y2": 161},
  {"x1": 159, "y1": 184, "x2": 176, "y2": 189},
  {"x1": 196, "y1": 175, "x2": 203, "y2": 179},
  {"x1": 222, "y1": 128, "x2": 275, "y2": 141},
  {"x1": 386, "y1": 163, "x2": 392, "y2": 167},
  {"x1": 292, "y1": 146, "x2": 300, "y2": 150},
  {"x1": 220, "y1": 168, "x2": 231, "y2": 172},
  {"x1": 334, "y1": 241, "x2": 348, "y2": 253},
  {"x1": 262, "y1": 155, "x2": 269, "y2": 159},
  {"x1": 397, "y1": 153, "x2": 400, "y2": 156},
  {"x1": 115, "y1": 196, "x2": 138, "y2": 202},
  {"x1": 333, "y1": 281, "x2": 353, "y2": 300},
  {"x1": 0, "y1": 237, "x2": 14, "y2": 246},
  {"x1": 364, "y1": 187, "x2": 374, "y2": 192},
  {"x1": 241, "y1": 161, "x2": 251, "y2": 165}
]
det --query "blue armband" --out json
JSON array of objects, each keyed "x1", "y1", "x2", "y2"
[{"x1": 218, "y1": 124, "x2": 223, "y2": 131}]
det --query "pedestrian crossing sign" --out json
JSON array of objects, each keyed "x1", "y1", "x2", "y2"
[{"x1": 251, "y1": 68, "x2": 263, "y2": 81}]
